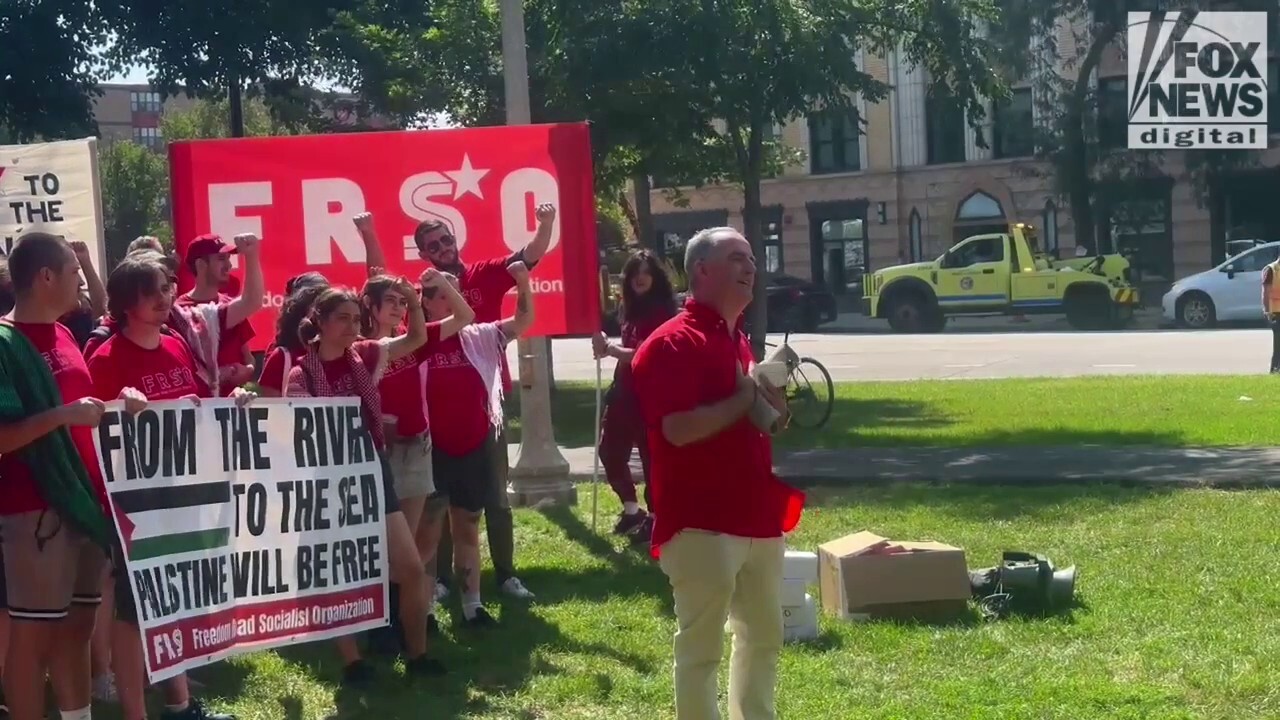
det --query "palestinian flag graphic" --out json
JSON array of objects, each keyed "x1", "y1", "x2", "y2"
[{"x1": 112, "y1": 480, "x2": 233, "y2": 561}]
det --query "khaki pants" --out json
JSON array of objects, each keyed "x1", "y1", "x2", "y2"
[{"x1": 659, "y1": 530, "x2": 785, "y2": 720}]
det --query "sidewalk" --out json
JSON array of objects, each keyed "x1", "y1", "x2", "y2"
[{"x1": 517, "y1": 445, "x2": 1280, "y2": 488}]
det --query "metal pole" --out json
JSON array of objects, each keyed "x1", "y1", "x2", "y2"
[{"x1": 500, "y1": 0, "x2": 575, "y2": 506}]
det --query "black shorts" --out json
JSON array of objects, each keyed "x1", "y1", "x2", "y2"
[{"x1": 431, "y1": 440, "x2": 493, "y2": 514}]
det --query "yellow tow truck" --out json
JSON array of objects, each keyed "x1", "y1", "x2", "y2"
[{"x1": 862, "y1": 224, "x2": 1140, "y2": 332}]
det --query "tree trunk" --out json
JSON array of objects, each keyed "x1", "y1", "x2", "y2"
[
  {"x1": 632, "y1": 173, "x2": 654, "y2": 250},
  {"x1": 618, "y1": 189, "x2": 641, "y2": 245},
  {"x1": 1064, "y1": 21, "x2": 1120, "y2": 254},
  {"x1": 228, "y1": 74, "x2": 245, "y2": 138}
]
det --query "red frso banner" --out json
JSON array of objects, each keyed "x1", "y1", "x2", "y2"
[{"x1": 168, "y1": 123, "x2": 600, "y2": 349}]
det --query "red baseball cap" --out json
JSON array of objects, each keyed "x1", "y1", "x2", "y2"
[{"x1": 185, "y1": 233, "x2": 237, "y2": 271}]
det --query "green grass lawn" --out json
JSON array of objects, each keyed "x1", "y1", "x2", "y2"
[
  {"x1": 513, "y1": 376, "x2": 1280, "y2": 449},
  {"x1": 171, "y1": 484, "x2": 1280, "y2": 720}
]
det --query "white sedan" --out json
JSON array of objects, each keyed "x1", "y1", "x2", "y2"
[{"x1": 1162, "y1": 241, "x2": 1280, "y2": 328}]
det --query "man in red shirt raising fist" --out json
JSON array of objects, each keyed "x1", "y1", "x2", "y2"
[{"x1": 632, "y1": 227, "x2": 804, "y2": 720}]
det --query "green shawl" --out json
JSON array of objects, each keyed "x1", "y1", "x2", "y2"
[{"x1": 0, "y1": 323, "x2": 112, "y2": 548}]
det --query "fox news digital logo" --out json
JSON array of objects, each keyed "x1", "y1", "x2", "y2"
[{"x1": 1127, "y1": 11, "x2": 1269, "y2": 149}]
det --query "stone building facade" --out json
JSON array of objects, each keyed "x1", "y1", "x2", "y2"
[{"x1": 647, "y1": 16, "x2": 1280, "y2": 310}]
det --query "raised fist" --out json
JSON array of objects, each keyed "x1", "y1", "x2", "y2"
[
  {"x1": 535, "y1": 203, "x2": 556, "y2": 225},
  {"x1": 232, "y1": 233, "x2": 261, "y2": 254},
  {"x1": 68, "y1": 240, "x2": 92, "y2": 264},
  {"x1": 353, "y1": 212, "x2": 375, "y2": 233},
  {"x1": 420, "y1": 267, "x2": 446, "y2": 289}
]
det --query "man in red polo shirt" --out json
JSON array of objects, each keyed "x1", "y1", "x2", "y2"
[
  {"x1": 631, "y1": 227, "x2": 804, "y2": 720},
  {"x1": 175, "y1": 234, "x2": 263, "y2": 396},
  {"x1": 355, "y1": 206, "x2": 556, "y2": 601}
]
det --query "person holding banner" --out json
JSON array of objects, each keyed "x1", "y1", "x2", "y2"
[
  {"x1": 0, "y1": 232, "x2": 114, "y2": 720},
  {"x1": 416, "y1": 261, "x2": 537, "y2": 629},
  {"x1": 87, "y1": 252, "x2": 243, "y2": 720},
  {"x1": 285, "y1": 280, "x2": 447, "y2": 683},
  {"x1": 357, "y1": 208, "x2": 553, "y2": 602},
  {"x1": 359, "y1": 269, "x2": 474, "y2": 644},
  {"x1": 591, "y1": 250, "x2": 678, "y2": 541},
  {"x1": 257, "y1": 273, "x2": 330, "y2": 398}
]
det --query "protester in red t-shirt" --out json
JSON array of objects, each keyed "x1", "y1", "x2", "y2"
[
  {"x1": 354, "y1": 209, "x2": 554, "y2": 600},
  {"x1": 284, "y1": 282, "x2": 447, "y2": 684},
  {"x1": 631, "y1": 227, "x2": 804, "y2": 720},
  {"x1": 85, "y1": 252, "x2": 238, "y2": 720},
  {"x1": 357, "y1": 266, "x2": 474, "y2": 638},
  {"x1": 174, "y1": 234, "x2": 264, "y2": 395},
  {"x1": 257, "y1": 273, "x2": 330, "y2": 397},
  {"x1": 417, "y1": 261, "x2": 537, "y2": 628},
  {"x1": 0, "y1": 232, "x2": 110, "y2": 720},
  {"x1": 591, "y1": 250, "x2": 678, "y2": 539}
]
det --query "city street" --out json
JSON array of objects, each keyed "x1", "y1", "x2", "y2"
[{"x1": 528, "y1": 328, "x2": 1276, "y2": 382}]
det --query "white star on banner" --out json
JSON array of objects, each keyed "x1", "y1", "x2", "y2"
[{"x1": 445, "y1": 154, "x2": 490, "y2": 200}]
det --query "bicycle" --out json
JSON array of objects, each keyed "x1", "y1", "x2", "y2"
[{"x1": 763, "y1": 331, "x2": 835, "y2": 429}]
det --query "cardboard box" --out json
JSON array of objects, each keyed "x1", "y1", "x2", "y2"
[
  {"x1": 780, "y1": 578, "x2": 807, "y2": 607},
  {"x1": 783, "y1": 594, "x2": 818, "y2": 642},
  {"x1": 818, "y1": 531, "x2": 971, "y2": 621},
  {"x1": 784, "y1": 550, "x2": 819, "y2": 584}
]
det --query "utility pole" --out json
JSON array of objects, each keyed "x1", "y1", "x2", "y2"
[{"x1": 500, "y1": 0, "x2": 575, "y2": 506}]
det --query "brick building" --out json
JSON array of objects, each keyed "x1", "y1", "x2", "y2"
[
  {"x1": 91, "y1": 83, "x2": 393, "y2": 151},
  {"x1": 647, "y1": 16, "x2": 1280, "y2": 311}
]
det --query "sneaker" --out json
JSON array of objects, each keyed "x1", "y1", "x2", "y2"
[
  {"x1": 435, "y1": 580, "x2": 450, "y2": 603},
  {"x1": 341, "y1": 659, "x2": 377, "y2": 688},
  {"x1": 405, "y1": 655, "x2": 448, "y2": 677},
  {"x1": 612, "y1": 509, "x2": 648, "y2": 536},
  {"x1": 427, "y1": 613, "x2": 441, "y2": 637},
  {"x1": 628, "y1": 515, "x2": 655, "y2": 545},
  {"x1": 500, "y1": 577, "x2": 535, "y2": 600},
  {"x1": 92, "y1": 672, "x2": 119, "y2": 702},
  {"x1": 159, "y1": 699, "x2": 236, "y2": 720},
  {"x1": 464, "y1": 606, "x2": 497, "y2": 628}
]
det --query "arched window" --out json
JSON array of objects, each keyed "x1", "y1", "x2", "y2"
[
  {"x1": 953, "y1": 190, "x2": 1008, "y2": 244},
  {"x1": 956, "y1": 191, "x2": 1004, "y2": 220},
  {"x1": 909, "y1": 209, "x2": 923, "y2": 261},
  {"x1": 1042, "y1": 200, "x2": 1059, "y2": 254}
]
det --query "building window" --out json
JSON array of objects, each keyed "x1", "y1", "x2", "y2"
[
  {"x1": 1042, "y1": 200, "x2": 1059, "y2": 255},
  {"x1": 909, "y1": 209, "x2": 924, "y2": 262},
  {"x1": 1097, "y1": 77, "x2": 1128, "y2": 149},
  {"x1": 763, "y1": 216, "x2": 784, "y2": 273},
  {"x1": 808, "y1": 109, "x2": 860, "y2": 174},
  {"x1": 926, "y1": 84, "x2": 966, "y2": 164},
  {"x1": 132, "y1": 126, "x2": 162, "y2": 149},
  {"x1": 953, "y1": 190, "x2": 1007, "y2": 244},
  {"x1": 130, "y1": 91, "x2": 162, "y2": 113},
  {"x1": 993, "y1": 88, "x2": 1034, "y2": 158}
]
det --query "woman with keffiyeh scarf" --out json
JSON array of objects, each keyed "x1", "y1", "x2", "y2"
[{"x1": 285, "y1": 274, "x2": 447, "y2": 685}]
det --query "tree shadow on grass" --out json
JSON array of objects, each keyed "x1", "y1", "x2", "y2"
[{"x1": 798, "y1": 482, "x2": 1178, "y2": 523}]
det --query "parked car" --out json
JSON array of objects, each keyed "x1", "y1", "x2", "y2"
[
  {"x1": 765, "y1": 275, "x2": 837, "y2": 332},
  {"x1": 669, "y1": 275, "x2": 837, "y2": 333},
  {"x1": 1162, "y1": 241, "x2": 1280, "y2": 328}
]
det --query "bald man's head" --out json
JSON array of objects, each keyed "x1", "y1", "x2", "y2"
[{"x1": 684, "y1": 226, "x2": 755, "y2": 314}]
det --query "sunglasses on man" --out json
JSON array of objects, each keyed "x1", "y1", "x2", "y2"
[{"x1": 425, "y1": 234, "x2": 456, "y2": 255}]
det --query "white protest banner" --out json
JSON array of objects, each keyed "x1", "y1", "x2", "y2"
[
  {"x1": 0, "y1": 137, "x2": 106, "y2": 268},
  {"x1": 93, "y1": 397, "x2": 389, "y2": 682}
]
